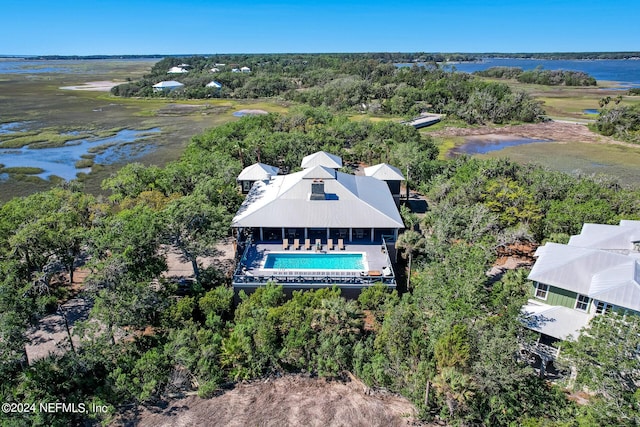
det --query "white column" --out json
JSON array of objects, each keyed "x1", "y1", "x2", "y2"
[
  {"x1": 282, "y1": 227, "x2": 285, "y2": 240},
  {"x1": 394, "y1": 229, "x2": 398, "y2": 240},
  {"x1": 304, "y1": 228, "x2": 308, "y2": 239},
  {"x1": 326, "y1": 229, "x2": 330, "y2": 242},
  {"x1": 371, "y1": 228, "x2": 374, "y2": 243},
  {"x1": 349, "y1": 228, "x2": 352, "y2": 242},
  {"x1": 260, "y1": 227, "x2": 264, "y2": 241}
]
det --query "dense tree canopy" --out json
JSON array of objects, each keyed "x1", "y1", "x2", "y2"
[{"x1": 112, "y1": 54, "x2": 546, "y2": 125}]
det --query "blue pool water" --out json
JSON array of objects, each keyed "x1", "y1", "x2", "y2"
[{"x1": 264, "y1": 253, "x2": 364, "y2": 270}]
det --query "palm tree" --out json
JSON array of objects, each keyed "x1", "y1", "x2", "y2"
[
  {"x1": 395, "y1": 230, "x2": 425, "y2": 291},
  {"x1": 432, "y1": 367, "x2": 475, "y2": 418}
]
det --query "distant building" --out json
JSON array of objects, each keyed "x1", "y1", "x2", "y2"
[
  {"x1": 206, "y1": 81, "x2": 223, "y2": 89},
  {"x1": 152, "y1": 80, "x2": 185, "y2": 93},
  {"x1": 240, "y1": 66, "x2": 251, "y2": 73},
  {"x1": 210, "y1": 67, "x2": 220, "y2": 73},
  {"x1": 167, "y1": 66, "x2": 189, "y2": 74}
]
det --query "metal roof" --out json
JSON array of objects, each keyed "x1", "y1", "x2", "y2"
[
  {"x1": 522, "y1": 300, "x2": 591, "y2": 340},
  {"x1": 152, "y1": 80, "x2": 184, "y2": 88},
  {"x1": 232, "y1": 165, "x2": 404, "y2": 229},
  {"x1": 364, "y1": 163, "x2": 405, "y2": 181},
  {"x1": 301, "y1": 151, "x2": 342, "y2": 169},
  {"x1": 569, "y1": 221, "x2": 640, "y2": 251},
  {"x1": 237, "y1": 163, "x2": 280, "y2": 181},
  {"x1": 529, "y1": 242, "x2": 640, "y2": 312}
]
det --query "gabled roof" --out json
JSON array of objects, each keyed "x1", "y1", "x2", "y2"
[
  {"x1": 152, "y1": 80, "x2": 184, "y2": 88},
  {"x1": 529, "y1": 242, "x2": 640, "y2": 311},
  {"x1": 206, "y1": 81, "x2": 222, "y2": 88},
  {"x1": 364, "y1": 163, "x2": 405, "y2": 181},
  {"x1": 301, "y1": 151, "x2": 342, "y2": 169},
  {"x1": 237, "y1": 163, "x2": 280, "y2": 181},
  {"x1": 301, "y1": 165, "x2": 336, "y2": 180},
  {"x1": 232, "y1": 167, "x2": 404, "y2": 229}
]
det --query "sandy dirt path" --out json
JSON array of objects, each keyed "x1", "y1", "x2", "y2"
[{"x1": 118, "y1": 375, "x2": 426, "y2": 427}]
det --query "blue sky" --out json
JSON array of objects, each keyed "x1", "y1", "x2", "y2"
[{"x1": 3, "y1": 0, "x2": 639, "y2": 55}]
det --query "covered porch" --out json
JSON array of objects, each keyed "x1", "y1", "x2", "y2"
[{"x1": 247, "y1": 226, "x2": 399, "y2": 244}]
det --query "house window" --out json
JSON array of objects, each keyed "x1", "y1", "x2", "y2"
[
  {"x1": 595, "y1": 301, "x2": 613, "y2": 315},
  {"x1": 575, "y1": 294, "x2": 590, "y2": 312},
  {"x1": 534, "y1": 282, "x2": 549, "y2": 300}
]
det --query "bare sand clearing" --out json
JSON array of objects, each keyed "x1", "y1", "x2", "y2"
[
  {"x1": 59, "y1": 81, "x2": 124, "y2": 91},
  {"x1": 120, "y1": 375, "x2": 425, "y2": 427},
  {"x1": 432, "y1": 120, "x2": 630, "y2": 146}
]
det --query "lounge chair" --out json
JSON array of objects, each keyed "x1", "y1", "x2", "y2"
[
  {"x1": 293, "y1": 238, "x2": 301, "y2": 250},
  {"x1": 282, "y1": 239, "x2": 289, "y2": 250},
  {"x1": 305, "y1": 238, "x2": 312, "y2": 250},
  {"x1": 314, "y1": 239, "x2": 322, "y2": 251},
  {"x1": 338, "y1": 238, "x2": 345, "y2": 250},
  {"x1": 327, "y1": 238, "x2": 334, "y2": 250}
]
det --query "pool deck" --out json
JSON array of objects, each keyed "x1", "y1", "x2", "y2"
[{"x1": 234, "y1": 241, "x2": 396, "y2": 290}]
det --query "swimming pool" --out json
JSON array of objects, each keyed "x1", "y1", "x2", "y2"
[{"x1": 263, "y1": 252, "x2": 365, "y2": 270}]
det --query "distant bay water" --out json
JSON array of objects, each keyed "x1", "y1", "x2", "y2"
[{"x1": 399, "y1": 58, "x2": 640, "y2": 88}]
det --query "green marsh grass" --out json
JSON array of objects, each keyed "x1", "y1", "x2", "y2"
[
  {"x1": 1, "y1": 167, "x2": 45, "y2": 175},
  {"x1": 480, "y1": 141, "x2": 640, "y2": 186}
]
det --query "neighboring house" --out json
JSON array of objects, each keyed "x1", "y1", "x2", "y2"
[
  {"x1": 206, "y1": 81, "x2": 223, "y2": 89},
  {"x1": 240, "y1": 66, "x2": 251, "y2": 73},
  {"x1": 232, "y1": 152, "x2": 404, "y2": 295},
  {"x1": 231, "y1": 68, "x2": 240, "y2": 73},
  {"x1": 210, "y1": 67, "x2": 220, "y2": 73},
  {"x1": 152, "y1": 81, "x2": 185, "y2": 93},
  {"x1": 522, "y1": 220, "x2": 640, "y2": 366},
  {"x1": 237, "y1": 162, "x2": 280, "y2": 194},
  {"x1": 364, "y1": 163, "x2": 405, "y2": 207},
  {"x1": 168, "y1": 66, "x2": 189, "y2": 74}
]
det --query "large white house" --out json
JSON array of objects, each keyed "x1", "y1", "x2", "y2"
[
  {"x1": 522, "y1": 220, "x2": 640, "y2": 361},
  {"x1": 231, "y1": 152, "x2": 405, "y2": 293}
]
